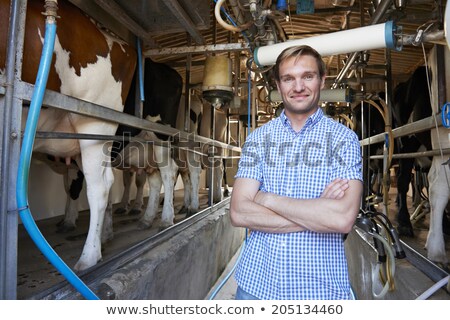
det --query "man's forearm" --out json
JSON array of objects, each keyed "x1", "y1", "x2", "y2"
[
  {"x1": 255, "y1": 181, "x2": 362, "y2": 233},
  {"x1": 230, "y1": 197, "x2": 307, "y2": 233}
]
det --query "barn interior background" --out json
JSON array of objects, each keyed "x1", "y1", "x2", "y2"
[{"x1": 0, "y1": 0, "x2": 449, "y2": 300}]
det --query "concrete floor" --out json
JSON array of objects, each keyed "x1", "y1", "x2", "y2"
[{"x1": 17, "y1": 189, "x2": 213, "y2": 299}]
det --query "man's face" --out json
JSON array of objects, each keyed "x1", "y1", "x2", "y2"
[{"x1": 276, "y1": 55, "x2": 325, "y2": 116}]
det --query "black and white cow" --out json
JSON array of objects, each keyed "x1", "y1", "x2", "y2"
[
  {"x1": 391, "y1": 58, "x2": 450, "y2": 267},
  {"x1": 174, "y1": 93, "x2": 204, "y2": 216},
  {"x1": 392, "y1": 66, "x2": 433, "y2": 237},
  {"x1": 116, "y1": 93, "x2": 231, "y2": 221},
  {"x1": 174, "y1": 99, "x2": 231, "y2": 215},
  {"x1": 198, "y1": 103, "x2": 230, "y2": 204},
  {"x1": 116, "y1": 93, "x2": 231, "y2": 222},
  {"x1": 352, "y1": 96, "x2": 386, "y2": 208},
  {"x1": 111, "y1": 58, "x2": 184, "y2": 229},
  {"x1": 57, "y1": 58, "x2": 184, "y2": 231},
  {"x1": 1, "y1": 0, "x2": 137, "y2": 271},
  {"x1": 112, "y1": 93, "x2": 204, "y2": 219},
  {"x1": 424, "y1": 46, "x2": 450, "y2": 265}
]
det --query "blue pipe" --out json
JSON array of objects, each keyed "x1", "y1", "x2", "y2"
[
  {"x1": 16, "y1": 17, "x2": 99, "y2": 300},
  {"x1": 276, "y1": 0, "x2": 287, "y2": 11},
  {"x1": 442, "y1": 102, "x2": 450, "y2": 128},
  {"x1": 137, "y1": 38, "x2": 145, "y2": 102}
]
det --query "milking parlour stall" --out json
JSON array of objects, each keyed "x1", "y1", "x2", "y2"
[{"x1": 0, "y1": 0, "x2": 449, "y2": 316}]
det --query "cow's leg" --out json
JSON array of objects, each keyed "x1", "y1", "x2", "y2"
[
  {"x1": 74, "y1": 140, "x2": 114, "y2": 271},
  {"x1": 129, "y1": 170, "x2": 146, "y2": 215},
  {"x1": 114, "y1": 170, "x2": 133, "y2": 215},
  {"x1": 57, "y1": 167, "x2": 83, "y2": 233},
  {"x1": 222, "y1": 159, "x2": 230, "y2": 197},
  {"x1": 211, "y1": 161, "x2": 224, "y2": 203},
  {"x1": 187, "y1": 151, "x2": 202, "y2": 215},
  {"x1": 412, "y1": 168, "x2": 422, "y2": 208},
  {"x1": 178, "y1": 168, "x2": 191, "y2": 215},
  {"x1": 139, "y1": 170, "x2": 162, "y2": 229},
  {"x1": 396, "y1": 156, "x2": 415, "y2": 237},
  {"x1": 102, "y1": 188, "x2": 114, "y2": 244},
  {"x1": 425, "y1": 157, "x2": 449, "y2": 264},
  {"x1": 155, "y1": 145, "x2": 178, "y2": 229}
]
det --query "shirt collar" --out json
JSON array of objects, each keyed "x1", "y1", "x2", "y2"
[{"x1": 279, "y1": 107, "x2": 324, "y2": 132}]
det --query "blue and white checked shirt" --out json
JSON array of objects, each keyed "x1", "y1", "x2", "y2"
[{"x1": 234, "y1": 108, "x2": 362, "y2": 300}]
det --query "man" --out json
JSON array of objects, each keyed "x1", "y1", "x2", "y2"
[{"x1": 230, "y1": 45, "x2": 363, "y2": 300}]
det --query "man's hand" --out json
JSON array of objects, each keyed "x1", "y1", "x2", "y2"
[{"x1": 320, "y1": 178, "x2": 349, "y2": 199}]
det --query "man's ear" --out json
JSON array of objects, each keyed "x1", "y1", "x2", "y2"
[{"x1": 320, "y1": 75, "x2": 326, "y2": 89}]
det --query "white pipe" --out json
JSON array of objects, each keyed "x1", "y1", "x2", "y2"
[
  {"x1": 254, "y1": 21, "x2": 397, "y2": 66},
  {"x1": 415, "y1": 275, "x2": 450, "y2": 300},
  {"x1": 445, "y1": 2, "x2": 450, "y2": 49},
  {"x1": 215, "y1": 0, "x2": 243, "y2": 33}
]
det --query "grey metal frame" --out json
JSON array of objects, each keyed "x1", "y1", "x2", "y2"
[{"x1": 0, "y1": 0, "x2": 27, "y2": 300}]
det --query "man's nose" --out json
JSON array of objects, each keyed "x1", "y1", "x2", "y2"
[{"x1": 293, "y1": 78, "x2": 305, "y2": 91}]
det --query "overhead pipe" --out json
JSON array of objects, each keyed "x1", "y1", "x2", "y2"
[
  {"x1": 446, "y1": 2, "x2": 450, "y2": 49},
  {"x1": 253, "y1": 21, "x2": 397, "y2": 66},
  {"x1": 214, "y1": 0, "x2": 253, "y2": 33},
  {"x1": 332, "y1": 0, "x2": 393, "y2": 88},
  {"x1": 228, "y1": 0, "x2": 247, "y2": 26},
  {"x1": 15, "y1": 0, "x2": 99, "y2": 300}
]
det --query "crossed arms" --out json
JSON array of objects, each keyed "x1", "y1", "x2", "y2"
[{"x1": 230, "y1": 178, "x2": 363, "y2": 234}]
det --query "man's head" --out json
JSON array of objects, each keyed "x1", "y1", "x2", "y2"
[
  {"x1": 274, "y1": 45, "x2": 326, "y2": 82},
  {"x1": 274, "y1": 45, "x2": 326, "y2": 117}
]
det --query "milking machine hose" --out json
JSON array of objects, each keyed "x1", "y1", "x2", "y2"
[
  {"x1": 416, "y1": 275, "x2": 450, "y2": 300},
  {"x1": 15, "y1": 9, "x2": 99, "y2": 300},
  {"x1": 369, "y1": 231, "x2": 396, "y2": 299}
]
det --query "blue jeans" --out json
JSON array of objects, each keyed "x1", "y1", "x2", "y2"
[{"x1": 235, "y1": 286, "x2": 260, "y2": 300}]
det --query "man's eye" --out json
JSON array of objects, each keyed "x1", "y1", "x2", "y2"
[
  {"x1": 282, "y1": 77, "x2": 294, "y2": 82},
  {"x1": 304, "y1": 74, "x2": 314, "y2": 81}
]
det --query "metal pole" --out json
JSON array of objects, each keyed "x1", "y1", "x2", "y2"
[
  {"x1": 382, "y1": 48, "x2": 394, "y2": 216},
  {"x1": 184, "y1": 34, "x2": 192, "y2": 133},
  {"x1": 0, "y1": 0, "x2": 27, "y2": 300},
  {"x1": 208, "y1": 107, "x2": 216, "y2": 206},
  {"x1": 332, "y1": 0, "x2": 393, "y2": 88},
  {"x1": 370, "y1": 148, "x2": 450, "y2": 159}
]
